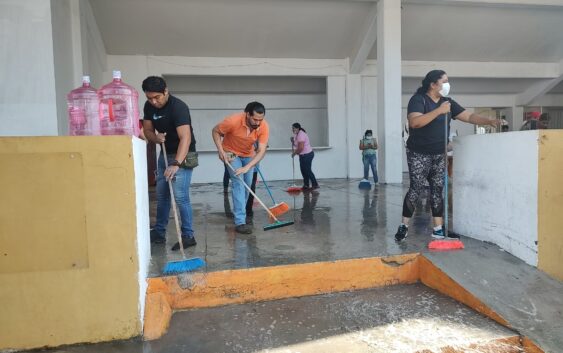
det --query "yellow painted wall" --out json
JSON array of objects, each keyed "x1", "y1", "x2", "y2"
[
  {"x1": 537, "y1": 130, "x2": 563, "y2": 281},
  {"x1": 0, "y1": 136, "x2": 144, "y2": 350}
]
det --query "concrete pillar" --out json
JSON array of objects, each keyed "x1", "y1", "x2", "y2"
[
  {"x1": 0, "y1": 0, "x2": 59, "y2": 136},
  {"x1": 346, "y1": 74, "x2": 363, "y2": 178},
  {"x1": 376, "y1": 0, "x2": 403, "y2": 183},
  {"x1": 511, "y1": 105, "x2": 524, "y2": 131}
]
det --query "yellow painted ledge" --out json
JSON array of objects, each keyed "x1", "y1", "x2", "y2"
[{"x1": 143, "y1": 253, "x2": 545, "y2": 353}]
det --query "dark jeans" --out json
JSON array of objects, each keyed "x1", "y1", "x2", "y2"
[
  {"x1": 223, "y1": 164, "x2": 230, "y2": 189},
  {"x1": 245, "y1": 171, "x2": 258, "y2": 216},
  {"x1": 299, "y1": 151, "x2": 318, "y2": 188}
]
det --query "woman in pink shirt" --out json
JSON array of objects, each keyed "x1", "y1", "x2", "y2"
[{"x1": 291, "y1": 123, "x2": 319, "y2": 190}]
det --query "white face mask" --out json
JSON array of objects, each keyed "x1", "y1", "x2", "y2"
[
  {"x1": 366, "y1": 134, "x2": 372, "y2": 138},
  {"x1": 439, "y1": 82, "x2": 451, "y2": 97}
]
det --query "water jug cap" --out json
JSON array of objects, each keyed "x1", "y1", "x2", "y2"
[
  {"x1": 82, "y1": 76, "x2": 90, "y2": 84},
  {"x1": 113, "y1": 70, "x2": 122, "y2": 79}
]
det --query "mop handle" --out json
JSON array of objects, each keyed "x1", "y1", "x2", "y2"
[
  {"x1": 255, "y1": 166, "x2": 276, "y2": 204},
  {"x1": 444, "y1": 111, "x2": 449, "y2": 238},
  {"x1": 225, "y1": 160, "x2": 280, "y2": 222},
  {"x1": 161, "y1": 141, "x2": 186, "y2": 258}
]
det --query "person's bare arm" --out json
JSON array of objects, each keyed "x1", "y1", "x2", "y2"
[
  {"x1": 408, "y1": 101, "x2": 450, "y2": 129},
  {"x1": 142, "y1": 120, "x2": 166, "y2": 144},
  {"x1": 455, "y1": 110, "x2": 498, "y2": 127},
  {"x1": 212, "y1": 125, "x2": 230, "y2": 162}
]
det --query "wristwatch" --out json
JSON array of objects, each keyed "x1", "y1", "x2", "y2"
[{"x1": 169, "y1": 160, "x2": 180, "y2": 167}]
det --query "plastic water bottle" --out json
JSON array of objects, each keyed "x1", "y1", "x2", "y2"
[
  {"x1": 98, "y1": 70, "x2": 140, "y2": 136},
  {"x1": 67, "y1": 76, "x2": 100, "y2": 135}
]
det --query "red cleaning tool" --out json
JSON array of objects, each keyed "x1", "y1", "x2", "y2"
[{"x1": 428, "y1": 239, "x2": 464, "y2": 250}]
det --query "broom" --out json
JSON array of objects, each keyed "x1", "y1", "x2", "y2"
[
  {"x1": 225, "y1": 160, "x2": 294, "y2": 231},
  {"x1": 255, "y1": 166, "x2": 290, "y2": 219},
  {"x1": 160, "y1": 142, "x2": 206, "y2": 275},
  {"x1": 286, "y1": 140, "x2": 302, "y2": 193},
  {"x1": 428, "y1": 107, "x2": 464, "y2": 250}
]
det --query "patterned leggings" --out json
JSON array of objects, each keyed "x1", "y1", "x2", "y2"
[{"x1": 402, "y1": 149, "x2": 446, "y2": 218}]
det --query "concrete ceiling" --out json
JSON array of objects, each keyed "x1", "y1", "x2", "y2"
[{"x1": 90, "y1": 0, "x2": 563, "y2": 63}]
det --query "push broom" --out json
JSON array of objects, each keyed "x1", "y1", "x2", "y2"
[
  {"x1": 429, "y1": 108, "x2": 464, "y2": 250},
  {"x1": 255, "y1": 166, "x2": 290, "y2": 219},
  {"x1": 160, "y1": 142, "x2": 206, "y2": 275},
  {"x1": 226, "y1": 160, "x2": 294, "y2": 231},
  {"x1": 286, "y1": 140, "x2": 302, "y2": 193}
]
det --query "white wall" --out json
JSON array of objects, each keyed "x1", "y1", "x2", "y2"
[
  {"x1": 79, "y1": 0, "x2": 107, "y2": 88},
  {"x1": 453, "y1": 131, "x2": 539, "y2": 266},
  {"x1": 106, "y1": 55, "x2": 383, "y2": 183},
  {"x1": 132, "y1": 137, "x2": 150, "y2": 328},
  {"x1": 0, "y1": 0, "x2": 58, "y2": 136},
  {"x1": 51, "y1": 0, "x2": 78, "y2": 136}
]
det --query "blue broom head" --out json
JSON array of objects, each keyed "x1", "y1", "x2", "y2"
[
  {"x1": 163, "y1": 257, "x2": 206, "y2": 275},
  {"x1": 359, "y1": 179, "x2": 371, "y2": 189}
]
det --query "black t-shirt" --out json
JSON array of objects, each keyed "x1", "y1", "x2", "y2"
[
  {"x1": 143, "y1": 95, "x2": 196, "y2": 154},
  {"x1": 406, "y1": 94, "x2": 465, "y2": 154}
]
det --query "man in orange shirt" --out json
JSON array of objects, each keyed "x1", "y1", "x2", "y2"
[{"x1": 212, "y1": 102, "x2": 270, "y2": 234}]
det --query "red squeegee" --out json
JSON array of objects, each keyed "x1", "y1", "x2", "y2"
[{"x1": 428, "y1": 239, "x2": 464, "y2": 250}]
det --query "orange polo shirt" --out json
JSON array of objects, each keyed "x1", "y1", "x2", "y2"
[{"x1": 217, "y1": 112, "x2": 270, "y2": 157}]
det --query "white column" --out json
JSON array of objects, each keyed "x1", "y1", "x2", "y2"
[
  {"x1": 0, "y1": 0, "x2": 59, "y2": 136},
  {"x1": 346, "y1": 74, "x2": 363, "y2": 178},
  {"x1": 376, "y1": 0, "x2": 403, "y2": 183},
  {"x1": 511, "y1": 105, "x2": 524, "y2": 130}
]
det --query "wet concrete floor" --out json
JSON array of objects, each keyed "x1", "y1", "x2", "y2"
[
  {"x1": 30, "y1": 284, "x2": 520, "y2": 353},
  {"x1": 149, "y1": 178, "x2": 440, "y2": 276}
]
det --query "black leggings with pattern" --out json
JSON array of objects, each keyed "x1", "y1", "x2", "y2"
[{"x1": 402, "y1": 148, "x2": 446, "y2": 218}]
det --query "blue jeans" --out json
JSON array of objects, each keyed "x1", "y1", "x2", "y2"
[
  {"x1": 154, "y1": 153, "x2": 194, "y2": 237},
  {"x1": 227, "y1": 156, "x2": 254, "y2": 225},
  {"x1": 363, "y1": 154, "x2": 378, "y2": 183}
]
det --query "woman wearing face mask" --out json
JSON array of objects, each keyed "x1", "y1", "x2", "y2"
[
  {"x1": 395, "y1": 70, "x2": 498, "y2": 242},
  {"x1": 360, "y1": 129, "x2": 378, "y2": 184},
  {"x1": 291, "y1": 123, "x2": 319, "y2": 190}
]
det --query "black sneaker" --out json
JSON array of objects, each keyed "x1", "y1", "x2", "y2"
[
  {"x1": 235, "y1": 224, "x2": 253, "y2": 234},
  {"x1": 445, "y1": 230, "x2": 460, "y2": 240},
  {"x1": 150, "y1": 229, "x2": 166, "y2": 244},
  {"x1": 171, "y1": 236, "x2": 197, "y2": 251},
  {"x1": 395, "y1": 224, "x2": 408, "y2": 242}
]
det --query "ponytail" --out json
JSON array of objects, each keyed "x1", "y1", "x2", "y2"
[
  {"x1": 415, "y1": 70, "x2": 446, "y2": 95},
  {"x1": 292, "y1": 122, "x2": 306, "y2": 133}
]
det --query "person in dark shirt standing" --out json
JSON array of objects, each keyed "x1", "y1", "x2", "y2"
[
  {"x1": 395, "y1": 70, "x2": 498, "y2": 242},
  {"x1": 142, "y1": 76, "x2": 197, "y2": 250}
]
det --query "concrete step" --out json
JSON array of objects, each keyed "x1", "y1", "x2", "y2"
[{"x1": 153, "y1": 283, "x2": 523, "y2": 353}]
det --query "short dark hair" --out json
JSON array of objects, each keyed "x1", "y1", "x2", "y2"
[
  {"x1": 142, "y1": 76, "x2": 167, "y2": 93},
  {"x1": 244, "y1": 101, "x2": 266, "y2": 116},
  {"x1": 364, "y1": 129, "x2": 373, "y2": 136},
  {"x1": 416, "y1": 70, "x2": 446, "y2": 95}
]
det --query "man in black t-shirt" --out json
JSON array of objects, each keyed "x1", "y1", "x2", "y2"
[
  {"x1": 142, "y1": 76, "x2": 197, "y2": 250},
  {"x1": 394, "y1": 70, "x2": 498, "y2": 243}
]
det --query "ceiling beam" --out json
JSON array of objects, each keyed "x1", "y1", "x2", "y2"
[
  {"x1": 403, "y1": 0, "x2": 563, "y2": 8},
  {"x1": 349, "y1": 3, "x2": 378, "y2": 74},
  {"x1": 515, "y1": 74, "x2": 563, "y2": 106},
  {"x1": 400, "y1": 61, "x2": 560, "y2": 78}
]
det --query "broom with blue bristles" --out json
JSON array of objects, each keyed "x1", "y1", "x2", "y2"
[{"x1": 161, "y1": 142, "x2": 205, "y2": 275}]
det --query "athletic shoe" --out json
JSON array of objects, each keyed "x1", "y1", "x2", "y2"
[
  {"x1": 150, "y1": 229, "x2": 166, "y2": 244},
  {"x1": 431, "y1": 227, "x2": 445, "y2": 239},
  {"x1": 171, "y1": 236, "x2": 197, "y2": 250},
  {"x1": 235, "y1": 224, "x2": 253, "y2": 234},
  {"x1": 395, "y1": 224, "x2": 408, "y2": 242},
  {"x1": 445, "y1": 231, "x2": 460, "y2": 240}
]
